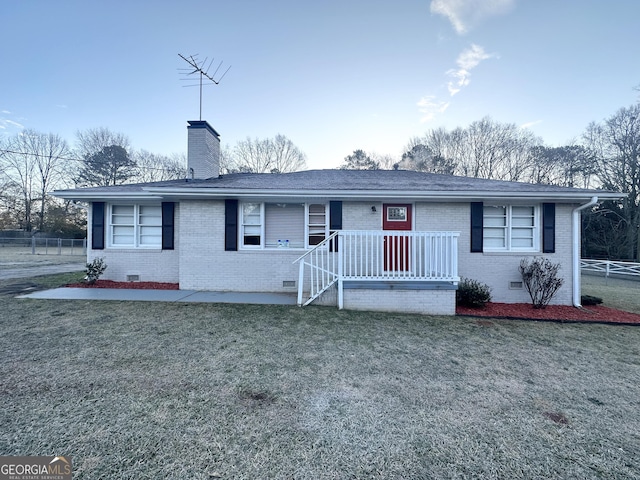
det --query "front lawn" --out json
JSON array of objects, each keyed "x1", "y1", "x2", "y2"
[{"x1": 1, "y1": 275, "x2": 639, "y2": 479}]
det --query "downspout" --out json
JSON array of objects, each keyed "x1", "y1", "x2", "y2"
[{"x1": 572, "y1": 196, "x2": 598, "y2": 307}]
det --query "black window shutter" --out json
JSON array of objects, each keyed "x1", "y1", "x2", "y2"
[
  {"x1": 329, "y1": 201, "x2": 342, "y2": 252},
  {"x1": 161, "y1": 202, "x2": 175, "y2": 250},
  {"x1": 92, "y1": 202, "x2": 105, "y2": 250},
  {"x1": 329, "y1": 201, "x2": 342, "y2": 230},
  {"x1": 542, "y1": 203, "x2": 556, "y2": 253},
  {"x1": 470, "y1": 202, "x2": 483, "y2": 253},
  {"x1": 225, "y1": 199, "x2": 238, "y2": 251}
]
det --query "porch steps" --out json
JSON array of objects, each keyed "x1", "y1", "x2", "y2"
[{"x1": 301, "y1": 277, "x2": 338, "y2": 306}]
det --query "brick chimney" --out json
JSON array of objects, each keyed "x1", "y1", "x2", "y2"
[{"x1": 187, "y1": 120, "x2": 220, "y2": 179}]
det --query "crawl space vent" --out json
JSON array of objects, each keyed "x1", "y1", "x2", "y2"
[
  {"x1": 509, "y1": 281, "x2": 523, "y2": 289},
  {"x1": 126, "y1": 274, "x2": 140, "y2": 282},
  {"x1": 282, "y1": 280, "x2": 296, "y2": 288}
]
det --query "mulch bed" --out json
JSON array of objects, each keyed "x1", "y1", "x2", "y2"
[
  {"x1": 66, "y1": 280, "x2": 180, "y2": 290},
  {"x1": 457, "y1": 302, "x2": 640, "y2": 325},
  {"x1": 65, "y1": 281, "x2": 639, "y2": 324}
]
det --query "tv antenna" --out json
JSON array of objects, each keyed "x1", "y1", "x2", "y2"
[{"x1": 178, "y1": 53, "x2": 231, "y2": 121}]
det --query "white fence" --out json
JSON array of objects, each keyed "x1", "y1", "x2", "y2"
[
  {"x1": 0, "y1": 237, "x2": 87, "y2": 256},
  {"x1": 581, "y1": 259, "x2": 640, "y2": 279}
]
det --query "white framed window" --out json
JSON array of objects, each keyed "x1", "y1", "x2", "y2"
[
  {"x1": 239, "y1": 202, "x2": 329, "y2": 249},
  {"x1": 307, "y1": 203, "x2": 328, "y2": 246},
  {"x1": 241, "y1": 203, "x2": 263, "y2": 248},
  {"x1": 483, "y1": 205, "x2": 538, "y2": 252},
  {"x1": 108, "y1": 204, "x2": 161, "y2": 248}
]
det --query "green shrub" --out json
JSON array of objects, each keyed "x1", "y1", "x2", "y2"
[
  {"x1": 581, "y1": 294, "x2": 603, "y2": 306},
  {"x1": 519, "y1": 257, "x2": 564, "y2": 309},
  {"x1": 456, "y1": 277, "x2": 492, "y2": 308},
  {"x1": 85, "y1": 257, "x2": 107, "y2": 285}
]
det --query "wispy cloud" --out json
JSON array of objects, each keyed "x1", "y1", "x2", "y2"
[
  {"x1": 416, "y1": 43, "x2": 496, "y2": 122},
  {"x1": 447, "y1": 44, "x2": 496, "y2": 96},
  {"x1": 56, "y1": 104, "x2": 68, "y2": 109},
  {"x1": 0, "y1": 118, "x2": 25, "y2": 130},
  {"x1": 417, "y1": 96, "x2": 450, "y2": 123},
  {"x1": 430, "y1": 0, "x2": 515, "y2": 35},
  {"x1": 520, "y1": 120, "x2": 542, "y2": 129},
  {"x1": 1, "y1": 110, "x2": 10, "y2": 114}
]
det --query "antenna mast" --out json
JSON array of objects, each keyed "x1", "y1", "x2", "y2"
[{"x1": 178, "y1": 53, "x2": 231, "y2": 121}]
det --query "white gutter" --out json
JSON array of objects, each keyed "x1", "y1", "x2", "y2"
[{"x1": 572, "y1": 196, "x2": 598, "y2": 307}]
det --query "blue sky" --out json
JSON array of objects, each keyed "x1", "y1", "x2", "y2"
[{"x1": 1, "y1": 0, "x2": 639, "y2": 169}]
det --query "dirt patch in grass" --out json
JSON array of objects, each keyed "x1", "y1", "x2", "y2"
[
  {"x1": 457, "y1": 302, "x2": 640, "y2": 324},
  {"x1": 66, "y1": 280, "x2": 180, "y2": 290}
]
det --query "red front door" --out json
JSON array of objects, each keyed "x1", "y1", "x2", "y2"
[{"x1": 383, "y1": 204, "x2": 412, "y2": 271}]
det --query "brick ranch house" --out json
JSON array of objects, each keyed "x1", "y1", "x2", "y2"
[{"x1": 54, "y1": 120, "x2": 623, "y2": 315}]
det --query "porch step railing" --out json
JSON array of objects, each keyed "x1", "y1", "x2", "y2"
[
  {"x1": 294, "y1": 231, "x2": 340, "y2": 306},
  {"x1": 294, "y1": 230, "x2": 460, "y2": 308}
]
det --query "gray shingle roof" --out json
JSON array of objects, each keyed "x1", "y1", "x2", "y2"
[{"x1": 54, "y1": 169, "x2": 622, "y2": 199}]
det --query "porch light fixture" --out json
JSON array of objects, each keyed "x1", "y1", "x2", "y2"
[{"x1": 371, "y1": 206, "x2": 377, "y2": 213}]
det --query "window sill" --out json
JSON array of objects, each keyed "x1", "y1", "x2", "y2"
[
  {"x1": 238, "y1": 247, "x2": 308, "y2": 253},
  {"x1": 482, "y1": 250, "x2": 541, "y2": 256},
  {"x1": 104, "y1": 247, "x2": 163, "y2": 253}
]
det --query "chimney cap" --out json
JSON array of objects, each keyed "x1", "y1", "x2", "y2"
[{"x1": 187, "y1": 120, "x2": 220, "y2": 138}]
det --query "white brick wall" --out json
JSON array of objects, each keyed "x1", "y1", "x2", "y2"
[
  {"x1": 313, "y1": 284, "x2": 455, "y2": 315},
  {"x1": 86, "y1": 199, "x2": 580, "y2": 309},
  {"x1": 415, "y1": 202, "x2": 576, "y2": 305},
  {"x1": 343, "y1": 202, "x2": 382, "y2": 229},
  {"x1": 342, "y1": 289, "x2": 456, "y2": 315},
  {"x1": 187, "y1": 121, "x2": 220, "y2": 179},
  {"x1": 86, "y1": 203, "x2": 180, "y2": 283},
  {"x1": 179, "y1": 200, "x2": 301, "y2": 291}
]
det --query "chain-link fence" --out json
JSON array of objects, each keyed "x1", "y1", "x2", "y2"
[{"x1": 0, "y1": 237, "x2": 87, "y2": 256}]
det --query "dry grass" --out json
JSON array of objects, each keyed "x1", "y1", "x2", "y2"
[
  {"x1": 0, "y1": 248, "x2": 84, "y2": 267},
  {"x1": 582, "y1": 274, "x2": 640, "y2": 313},
  {"x1": 1, "y1": 273, "x2": 639, "y2": 478}
]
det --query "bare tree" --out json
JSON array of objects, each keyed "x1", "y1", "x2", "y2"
[
  {"x1": 583, "y1": 104, "x2": 640, "y2": 259},
  {"x1": 75, "y1": 127, "x2": 130, "y2": 159},
  {"x1": 231, "y1": 135, "x2": 307, "y2": 173},
  {"x1": 133, "y1": 150, "x2": 186, "y2": 183},
  {"x1": 399, "y1": 134, "x2": 456, "y2": 174},
  {"x1": 0, "y1": 130, "x2": 70, "y2": 231},
  {"x1": 401, "y1": 118, "x2": 541, "y2": 180},
  {"x1": 528, "y1": 145, "x2": 596, "y2": 188},
  {"x1": 371, "y1": 153, "x2": 398, "y2": 170},
  {"x1": 460, "y1": 117, "x2": 541, "y2": 181},
  {"x1": 270, "y1": 134, "x2": 307, "y2": 173}
]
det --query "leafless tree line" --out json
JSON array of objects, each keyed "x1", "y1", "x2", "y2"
[
  {"x1": 1, "y1": 103, "x2": 638, "y2": 259},
  {"x1": 0, "y1": 128, "x2": 186, "y2": 233},
  {"x1": 397, "y1": 117, "x2": 596, "y2": 187}
]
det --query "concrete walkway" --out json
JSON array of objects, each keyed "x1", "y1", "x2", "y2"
[{"x1": 18, "y1": 287, "x2": 298, "y2": 305}]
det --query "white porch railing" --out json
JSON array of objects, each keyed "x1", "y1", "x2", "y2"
[
  {"x1": 581, "y1": 258, "x2": 640, "y2": 278},
  {"x1": 294, "y1": 230, "x2": 460, "y2": 308}
]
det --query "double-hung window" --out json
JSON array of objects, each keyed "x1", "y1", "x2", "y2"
[
  {"x1": 109, "y1": 204, "x2": 162, "y2": 248},
  {"x1": 241, "y1": 203, "x2": 263, "y2": 247},
  {"x1": 483, "y1": 205, "x2": 538, "y2": 252},
  {"x1": 239, "y1": 202, "x2": 328, "y2": 249}
]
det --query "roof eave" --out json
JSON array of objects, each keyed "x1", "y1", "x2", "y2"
[
  {"x1": 52, "y1": 190, "x2": 164, "y2": 201},
  {"x1": 142, "y1": 187, "x2": 626, "y2": 202}
]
